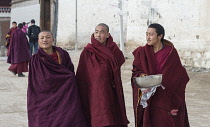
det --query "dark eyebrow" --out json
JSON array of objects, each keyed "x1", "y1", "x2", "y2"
[{"x1": 95, "y1": 30, "x2": 105, "y2": 32}]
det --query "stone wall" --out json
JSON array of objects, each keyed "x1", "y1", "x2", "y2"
[
  {"x1": 9, "y1": 0, "x2": 210, "y2": 68},
  {"x1": 56, "y1": 0, "x2": 210, "y2": 67},
  {"x1": 126, "y1": 0, "x2": 210, "y2": 68},
  {"x1": 178, "y1": 48, "x2": 210, "y2": 68}
]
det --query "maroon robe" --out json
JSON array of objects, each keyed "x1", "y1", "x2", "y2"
[
  {"x1": 27, "y1": 46, "x2": 87, "y2": 127},
  {"x1": 6, "y1": 27, "x2": 17, "y2": 49},
  {"x1": 131, "y1": 39, "x2": 190, "y2": 127},
  {"x1": 49, "y1": 51, "x2": 59, "y2": 63},
  {"x1": 76, "y1": 35, "x2": 129, "y2": 127},
  {"x1": 7, "y1": 28, "x2": 30, "y2": 73}
]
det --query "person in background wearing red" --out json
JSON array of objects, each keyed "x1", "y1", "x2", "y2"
[
  {"x1": 22, "y1": 22, "x2": 28, "y2": 35},
  {"x1": 5, "y1": 21, "x2": 17, "y2": 49},
  {"x1": 7, "y1": 23, "x2": 30, "y2": 77}
]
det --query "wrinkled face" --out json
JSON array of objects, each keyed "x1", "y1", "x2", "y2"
[
  {"x1": 146, "y1": 28, "x2": 162, "y2": 46},
  {"x1": 12, "y1": 23, "x2": 17, "y2": 28},
  {"x1": 94, "y1": 25, "x2": 109, "y2": 45},
  {"x1": 38, "y1": 32, "x2": 54, "y2": 50}
]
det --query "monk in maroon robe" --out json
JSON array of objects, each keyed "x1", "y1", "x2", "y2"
[
  {"x1": 131, "y1": 23, "x2": 190, "y2": 127},
  {"x1": 27, "y1": 31, "x2": 87, "y2": 127},
  {"x1": 7, "y1": 23, "x2": 30, "y2": 77},
  {"x1": 76, "y1": 23, "x2": 129, "y2": 127},
  {"x1": 5, "y1": 21, "x2": 17, "y2": 49}
]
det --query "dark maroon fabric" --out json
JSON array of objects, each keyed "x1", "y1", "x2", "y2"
[
  {"x1": 76, "y1": 34, "x2": 129, "y2": 127},
  {"x1": 7, "y1": 28, "x2": 30, "y2": 64},
  {"x1": 27, "y1": 46, "x2": 87, "y2": 127},
  {"x1": 103, "y1": 125, "x2": 128, "y2": 127},
  {"x1": 49, "y1": 51, "x2": 59, "y2": 63},
  {"x1": 155, "y1": 45, "x2": 171, "y2": 74},
  {"x1": 8, "y1": 61, "x2": 28, "y2": 73},
  {"x1": 131, "y1": 39, "x2": 190, "y2": 127},
  {"x1": 8, "y1": 27, "x2": 17, "y2": 34},
  {"x1": 6, "y1": 27, "x2": 17, "y2": 48}
]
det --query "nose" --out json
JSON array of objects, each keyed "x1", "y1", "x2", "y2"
[
  {"x1": 43, "y1": 37, "x2": 47, "y2": 41},
  {"x1": 146, "y1": 35, "x2": 150, "y2": 40}
]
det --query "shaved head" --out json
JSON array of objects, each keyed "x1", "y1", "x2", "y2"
[
  {"x1": 96, "y1": 23, "x2": 109, "y2": 33},
  {"x1": 39, "y1": 30, "x2": 53, "y2": 38}
]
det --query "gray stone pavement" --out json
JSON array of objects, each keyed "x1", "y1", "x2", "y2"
[{"x1": 0, "y1": 50, "x2": 210, "y2": 127}]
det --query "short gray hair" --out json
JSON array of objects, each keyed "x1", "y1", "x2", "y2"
[{"x1": 96, "y1": 23, "x2": 109, "y2": 32}]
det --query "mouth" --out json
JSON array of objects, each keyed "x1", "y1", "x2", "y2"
[
  {"x1": 95, "y1": 38, "x2": 101, "y2": 41},
  {"x1": 42, "y1": 42, "x2": 48, "y2": 45}
]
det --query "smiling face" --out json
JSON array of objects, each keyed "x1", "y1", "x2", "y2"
[
  {"x1": 38, "y1": 32, "x2": 54, "y2": 51},
  {"x1": 12, "y1": 23, "x2": 17, "y2": 28},
  {"x1": 146, "y1": 28, "x2": 162, "y2": 46},
  {"x1": 94, "y1": 25, "x2": 110, "y2": 45}
]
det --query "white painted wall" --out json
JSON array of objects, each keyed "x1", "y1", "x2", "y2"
[
  {"x1": 10, "y1": 0, "x2": 210, "y2": 68},
  {"x1": 10, "y1": 4, "x2": 40, "y2": 27},
  {"x1": 126, "y1": 0, "x2": 210, "y2": 68},
  {"x1": 0, "y1": 13, "x2": 10, "y2": 18},
  {"x1": 57, "y1": 0, "x2": 127, "y2": 49}
]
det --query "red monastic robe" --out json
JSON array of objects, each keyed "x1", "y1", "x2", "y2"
[
  {"x1": 131, "y1": 39, "x2": 190, "y2": 127},
  {"x1": 7, "y1": 28, "x2": 30, "y2": 74},
  {"x1": 27, "y1": 46, "x2": 87, "y2": 127},
  {"x1": 6, "y1": 27, "x2": 17, "y2": 49},
  {"x1": 76, "y1": 35, "x2": 129, "y2": 127}
]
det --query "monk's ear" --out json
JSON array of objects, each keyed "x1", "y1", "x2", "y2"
[
  {"x1": 158, "y1": 34, "x2": 163, "y2": 40},
  {"x1": 107, "y1": 33, "x2": 110, "y2": 38}
]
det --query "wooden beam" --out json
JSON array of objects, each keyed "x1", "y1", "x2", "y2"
[{"x1": 40, "y1": 0, "x2": 51, "y2": 31}]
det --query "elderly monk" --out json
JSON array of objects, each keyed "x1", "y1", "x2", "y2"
[
  {"x1": 76, "y1": 23, "x2": 129, "y2": 127},
  {"x1": 131, "y1": 23, "x2": 190, "y2": 127},
  {"x1": 27, "y1": 31, "x2": 87, "y2": 127},
  {"x1": 7, "y1": 23, "x2": 30, "y2": 77}
]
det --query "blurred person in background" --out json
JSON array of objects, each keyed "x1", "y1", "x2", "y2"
[{"x1": 7, "y1": 23, "x2": 30, "y2": 77}]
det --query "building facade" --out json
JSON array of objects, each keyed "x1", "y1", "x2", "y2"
[
  {"x1": 9, "y1": 0, "x2": 210, "y2": 68},
  {"x1": 0, "y1": 0, "x2": 11, "y2": 47},
  {"x1": 10, "y1": 0, "x2": 40, "y2": 27}
]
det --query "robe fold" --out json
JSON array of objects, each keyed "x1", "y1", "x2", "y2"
[
  {"x1": 7, "y1": 28, "x2": 30, "y2": 73},
  {"x1": 76, "y1": 35, "x2": 129, "y2": 127},
  {"x1": 6, "y1": 27, "x2": 17, "y2": 49},
  {"x1": 27, "y1": 46, "x2": 87, "y2": 127},
  {"x1": 131, "y1": 39, "x2": 190, "y2": 127}
]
